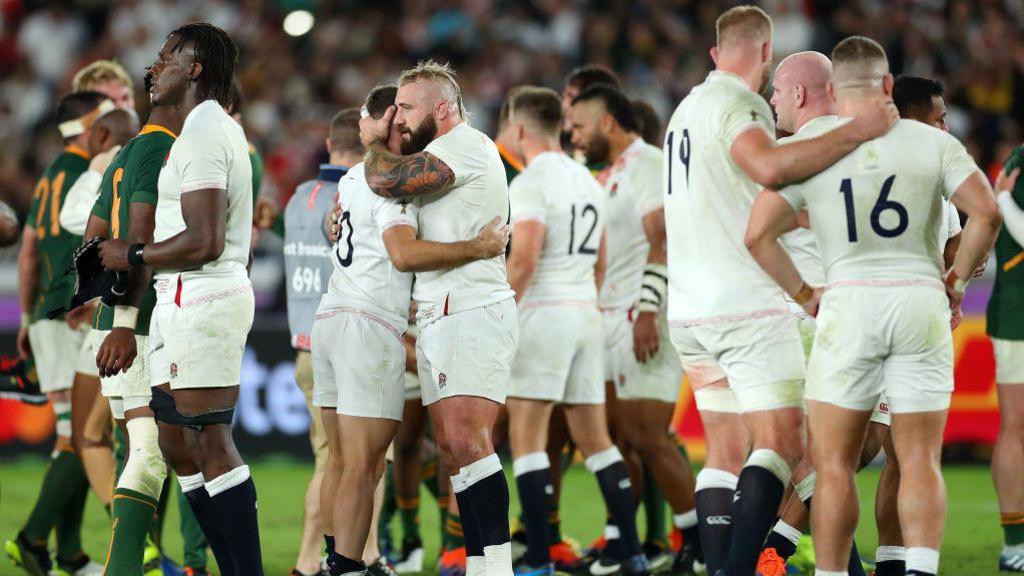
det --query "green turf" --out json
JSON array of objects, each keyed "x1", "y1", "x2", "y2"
[{"x1": 0, "y1": 458, "x2": 1005, "y2": 575}]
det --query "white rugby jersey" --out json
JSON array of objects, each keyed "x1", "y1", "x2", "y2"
[
  {"x1": 778, "y1": 117, "x2": 980, "y2": 285},
  {"x1": 597, "y1": 137, "x2": 663, "y2": 312},
  {"x1": 414, "y1": 122, "x2": 515, "y2": 324},
  {"x1": 318, "y1": 163, "x2": 417, "y2": 332},
  {"x1": 510, "y1": 151, "x2": 605, "y2": 304},
  {"x1": 663, "y1": 71, "x2": 788, "y2": 323},
  {"x1": 155, "y1": 99, "x2": 252, "y2": 283}
]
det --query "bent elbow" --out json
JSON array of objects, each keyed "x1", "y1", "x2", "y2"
[
  {"x1": 754, "y1": 166, "x2": 787, "y2": 190},
  {"x1": 389, "y1": 250, "x2": 413, "y2": 273},
  {"x1": 199, "y1": 237, "x2": 225, "y2": 263},
  {"x1": 743, "y1": 231, "x2": 762, "y2": 254}
]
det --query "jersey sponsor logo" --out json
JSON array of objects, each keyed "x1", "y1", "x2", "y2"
[{"x1": 438, "y1": 372, "x2": 447, "y2": 387}]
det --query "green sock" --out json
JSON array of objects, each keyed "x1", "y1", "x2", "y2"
[
  {"x1": 443, "y1": 512, "x2": 465, "y2": 549},
  {"x1": 23, "y1": 450, "x2": 88, "y2": 544},
  {"x1": 642, "y1": 467, "x2": 667, "y2": 547},
  {"x1": 421, "y1": 456, "x2": 441, "y2": 500},
  {"x1": 105, "y1": 488, "x2": 159, "y2": 574},
  {"x1": 397, "y1": 495, "x2": 421, "y2": 541},
  {"x1": 380, "y1": 461, "x2": 397, "y2": 542},
  {"x1": 114, "y1": 426, "x2": 127, "y2": 481},
  {"x1": 54, "y1": 473, "x2": 89, "y2": 561},
  {"x1": 547, "y1": 506, "x2": 564, "y2": 546},
  {"x1": 177, "y1": 481, "x2": 208, "y2": 569},
  {"x1": 148, "y1": 476, "x2": 170, "y2": 549},
  {"x1": 438, "y1": 495, "x2": 450, "y2": 549}
]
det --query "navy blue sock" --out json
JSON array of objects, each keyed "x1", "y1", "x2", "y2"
[
  {"x1": 184, "y1": 486, "x2": 235, "y2": 576},
  {"x1": 211, "y1": 475, "x2": 263, "y2": 575},
  {"x1": 592, "y1": 459, "x2": 641, "y2": 559},
  {"x1": 695, "y1": 488, "x2": 732, "y2": 574},
  {"x1": 455, "y1": 489, "x2": 484, "y2": 558},
  {"x1": 722, "y1": 467, "x2": 785, "y2": 576},
  {"x1": 515, "y1": 467, "x2": 552, "y2": 565},
  {"x1": 465, "y1": 468, "x2": 512, "y2": 550},
  {"x1": 875, "y1": 559, "x2": 906, "y2": 575},
  {"x1": 762, "y1": 523, "x2": 798, "y2": 559},
  {"x1": 329, "y1": 553, "x2": 365, "y2": 576}
]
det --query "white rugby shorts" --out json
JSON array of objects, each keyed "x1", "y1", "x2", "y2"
[
  {"x1": 669, "y1": 324, "x2": 737, "y2": 413},
  {"x1": 417, "y1": 298, "x2": 518, "y2": 407},
  {"x1": 617, "y1": 313, "x2": 684, "y2": 404},
  {"x1": 806, "y1": 284, "x2": 953, "y2": 414},
  {"x1": 149, "y1": 277, "x2": 254, "y2": 389},
  {"x1": 993, "y1": 338, "x2": 1024, "y2": 384},
  {"x1": 311, "y1": 308, "x2": 406, "y2": 420},
  {"x1": 510, "y1": 302, "x2": 604, "y2": 404},
  {"x1": 90, "y1": 329, "x2": 151, "y2": 407},
  {"x1": 670, "y1": 311, "x2": 806, "y2": 412},
  {"x1": 28, "y1": 319, "x2": 97, "y2": 392}
]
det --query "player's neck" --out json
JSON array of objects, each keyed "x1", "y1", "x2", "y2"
[
  {"x1": 793, "y1": 104, "x2": 837, "y2": 133},
  {"x1": 522, "y1": 137, "x2": 561, "y2": 166},
  {"x1": 434, "y1": 116, "x2": 464, "y2": 140},
  {"x1": 330, "y1": 151, "x2": 362, "y2": 168},
  {"x1": 715, "y1": 56, "x2": 764, "y2": 93},
  {"x1": 607, "y1": 132, "x2": 638, "y2": 164},
  {"x1": 836, "y1": 93, "x2": 881, "y2": 119},
  {"x1": 147, "y1": 106, "x2": 185, "y2": 135}
]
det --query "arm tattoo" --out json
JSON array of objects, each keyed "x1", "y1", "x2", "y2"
[{"x1": 364, "y1": 141, "x2": 455, "y2": 199}]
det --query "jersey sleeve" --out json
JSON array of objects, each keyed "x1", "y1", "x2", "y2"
[
  {"x1": 938, "y1": 131, "x2": 981, "y2": 199},
  {"x1": 720, "y1": 90, "x2": 775, "y2": 147},
  {"x1": 508, "y1": 173, "x2": 546, "y2": 224},
  {"x1": 945, "y1": 201, "x2": 962, "y2": 238},
  {"x1": 630, "y1": 149, "x2": 665, "y2": 216},
  {"x1": 423, "y1": 126, "x2": 486, "y2": 188},
  {"x1": 177, "y1": 124, "x2": 231, "y2": 193},
  {"x1": 778, "y1": 184, "x2": 807, "y2": 213},
  {"x1": 91, "y1": 172, "x2": 113, "y2": 221},
  {"x1": 374, "y1": 198, "x2": 418, "y2": 232},
  {"x1": 130, "y1": 152, "x2": 164, "y2": 207}
]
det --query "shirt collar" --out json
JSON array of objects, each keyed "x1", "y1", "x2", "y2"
[
  {"x1": 318, "y1": 163, "x2": 348, "y2": 183},
  {"x1": 797, "y1": 115, "x2": 841, "y2": 135},
  {"x1": 182, "y1": 99, "x2": 223, "y2": 131}
]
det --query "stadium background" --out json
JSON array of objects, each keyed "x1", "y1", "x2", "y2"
[{"x1": 0, "y1": 0, "x2": 1022, "y2": 573}]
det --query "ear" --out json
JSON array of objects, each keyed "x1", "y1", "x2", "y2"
[
  {"x1": 324, "y1": 137, "x2": 332, "y2": 155},
  {"x1": 762, "y1": 41, "x2": 772, "y2": 64},
  {"x1": 710, "y1": 46, "x2": 720, "y2": 66},
  {"x1": 188, "y1": 61, "x2": 203, "y2": 82},
  {"x1": 826, "y1": 81, "x2": 836, "y2": 104},
  {"x1": 795, "y1": 84, "x2": 806, "y2": 108},
  {"x1": 516, "y1": 124, "x2": 524, "y2": 141},
  {"x1": 883, "y1": 73, "x2": 894, "y2": 96},
  {"x1": 436, "y1": 100, "x2": 449, "y2": 122}
]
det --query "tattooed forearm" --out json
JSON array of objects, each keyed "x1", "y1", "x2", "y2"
[{"x1": 364, "y1": 141, "x2": 455, "y2": 199}]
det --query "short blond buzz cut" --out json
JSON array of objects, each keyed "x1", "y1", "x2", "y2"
[
  {"x1": 72, "y1": 60, "x2": 134, "y2": 92},
  {"x1": 716, "y1": 5, "x2": 772, "y2": 48},
  {"x1": 509, "y1": 86, "x2": 562, "y2": 137},
  {"x1": 831, "y1": 35, "x2": 889, "y2": 90},
  {"x1": 398, "y1": 59, "x2": 468, "y2": 120}
]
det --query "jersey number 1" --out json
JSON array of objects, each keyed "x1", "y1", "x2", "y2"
[
  {"x1": 838, "y1": 174, "x2": 907, "y2": 242},
  {"x1": 665, "y1": 129, "x2": 690, "y2": 195}
]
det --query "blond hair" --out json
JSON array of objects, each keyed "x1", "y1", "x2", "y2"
[
  {"x1": 716, "y1": 5, "x2": 773, "y2": 48},
  {"x1": 72, "y1": 60, "x2": 134, "y2": 92},
  {"x1": 398, "y1": 60, "x2": 468, "y2": 120},
  {"x1": 831, "y1": 36, "x2": 889, "y2": 91}
]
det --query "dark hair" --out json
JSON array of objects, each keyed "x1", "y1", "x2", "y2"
[
  {"x1": 329, "y1": 108, "x2": 362, "y2": 154},
  {"x1": 56, "y1": 90, "x2": 108, "y2": 125},
  {"x1": 566, "y1": 64, "x2": 621, "y2": 92},
  {"x1": 893, "y1": 75, "x2": 944, "y2": 120},
  {"x1": 56, "y1": 90, "x2": 108, "y2": 142},
  {"x1": 510, "y1": 86, "x2": 562, "y2": 135},
  {"x1": 169, "y1": 22, "x2": 239, "y2": 107},
  {"x1": 572, "y1": 83, "x2": 639, "y2": 133},
  {"x1": 632, "y1": 98, "x2": 662, "y2": 145},
  {"x1": 365, "y1": 85, "x2": 398, "y2": 119},
  {"x1": 498, "y1": 86, "x2": 528, "y2": 130},
  {"x1": 228, "y1": 79, "x2": 244, "y2": 115}
]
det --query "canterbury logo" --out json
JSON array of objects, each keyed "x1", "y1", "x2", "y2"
[
  {"x1": 618, "y1": 478, "x2": 632, "y2": 490},
  {"x1": 706, "y1": 515, "x2": 732, "y2": 525},
  {"x1": 733, "y1": 490, "x2": 741, "y2": 503}
]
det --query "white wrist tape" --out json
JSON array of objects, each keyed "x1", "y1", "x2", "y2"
[
  {"x1": 20, "y1": 312, "x2": 29, "y2": 329},
  {"x1": 113, "y1": 305, "x2": 139, "y2": 329},
  {"x1": 638, "y1": 263, "x2": 669, "y2": 314}
]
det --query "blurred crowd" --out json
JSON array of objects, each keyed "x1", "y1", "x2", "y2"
[{"x1": 2, "y1": 0, "x2": 1024, "y2": 227}]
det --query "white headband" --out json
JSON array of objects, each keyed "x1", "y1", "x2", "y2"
[{"x1": 58, "y1": 99, "x2": 116, "y2": 138}]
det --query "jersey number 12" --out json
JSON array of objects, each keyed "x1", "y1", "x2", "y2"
[{"x1": 568, "y1": 204, "x2": 598, "y2": 255}]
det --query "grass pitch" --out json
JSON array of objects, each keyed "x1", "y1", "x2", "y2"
[{"x1": 0, "y1": 458, "x2": 1003, "y2": 575}]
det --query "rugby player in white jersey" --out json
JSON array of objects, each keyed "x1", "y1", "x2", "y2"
[
  {"x1": 314, "y1": 84, "x2": 509, "y2": 576},
  {"x1": 358, "y1": 61, "x2": 519, "y2": 576},
  {"x1": 503, "y1": 86, "x2": 648, "y2": 576},
  {"x1": 662, "y1": 7, "x2": 898, "y2": 576},
  {"x1": 569, "y1": 83, "x2": 702, "y2": 574},
  {"x1": 99, "y1": 23, "x2": 263, "y2": 575},
  {"x1": 744, "y1": 36, "x2": 1002, "y2": 576}
]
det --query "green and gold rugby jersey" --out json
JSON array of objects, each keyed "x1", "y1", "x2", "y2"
[
  {"x1": 91, "y1": 124, "x2": 176, "y2": 335},
  {"x1": 988, "y1": 145, "x2": 1024, "y2": 340},
  {"x1": 29, "y1": 145, "x2": 90, "y2": 321},
  {"x1": 249, "y1": 142, "x2": 263, "y2": 203},
  {"x1": 496, "y1": 143, "x2": 522, "y2": 185}
]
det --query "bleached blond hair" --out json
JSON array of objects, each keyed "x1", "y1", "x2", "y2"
[
  {"x1": 72, "y1": 60, "x2": 134, "y2": 92},
  {"x1": 398, "y1": 60, "x2": 468, "y2": 120}
]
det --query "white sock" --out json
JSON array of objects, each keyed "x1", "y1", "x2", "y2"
[
  {"x1": 466, "y1": 555, "x2": 486, "y2": 576},
  {"x1": 815, "y1": 571, "x2": 848, "y2": 576},
  {"x1": 673, "y1": 510, "x2": 698, "y2": 529},
  {"x1": 771, "y1": 519, "x2": 802, "y2": 547},
  {"x1": 875, "y1": 545, "x2": 905, "y2": 562},
  {"x1": 482, "y1": 542, "x2": 512, "y2": 576},
  {"x1": 906, "y1": 547, "x2": 939, "y2": 574},
  {"x1": 205, "y1": 464, "x2": 250, "y2": 497}
]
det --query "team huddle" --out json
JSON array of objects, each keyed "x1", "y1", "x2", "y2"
[{"x1": 6, "y1": 4, "x2": 1024, "y2": 576}]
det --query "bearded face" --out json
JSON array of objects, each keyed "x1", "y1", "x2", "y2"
[{"x1": 400, "y1": 112, "x2": 438, "y2": 155}]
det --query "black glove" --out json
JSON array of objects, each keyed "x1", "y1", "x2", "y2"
[{"x1": 46, "y1": 237, "x2": 125, "y2": 319}]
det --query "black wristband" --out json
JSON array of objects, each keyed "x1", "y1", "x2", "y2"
[{"x1": 126, "y1": 243, "x2": 146, "y2": 267}]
